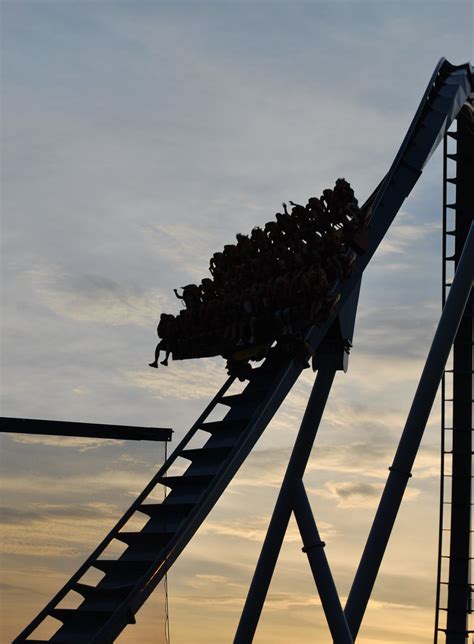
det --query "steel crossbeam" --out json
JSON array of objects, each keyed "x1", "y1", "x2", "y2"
[{"x1": 0, "y1": 417, "x2": 173, "y2": 442}]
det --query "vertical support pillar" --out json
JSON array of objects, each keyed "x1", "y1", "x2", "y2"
[{"x1": 445, "y1": 104, "x2": 474, "y2": 644}]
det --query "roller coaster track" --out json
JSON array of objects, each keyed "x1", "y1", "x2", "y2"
[{"x1": 14, "y1": 58, "x2": 472, "y2": 643}]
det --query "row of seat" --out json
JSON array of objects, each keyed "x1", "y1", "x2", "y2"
[{"x1": 150, "y1": 179, "x2": 368, "y2": 367}]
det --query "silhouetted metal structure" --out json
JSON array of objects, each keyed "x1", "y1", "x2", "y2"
[
  {"x1": 434, "y1": 97, "x2": 474, "y2": 644},
  {"x1": 0, "y1": 417, "x2": 172, "y2": 443},
  {"x1": 13, "y1": 58, "x2": 473, "y2": 643}
]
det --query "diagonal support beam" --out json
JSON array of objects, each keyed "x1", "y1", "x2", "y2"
[
  {"x1": 234, "y1": 357, "x2": 338, "y2": 643},
  {"x1": 345, "y1": 222, "x2": 474, "y2": 640},
  {"x1": 293, "y1": 479, "x2": 353, "y2": 643}
]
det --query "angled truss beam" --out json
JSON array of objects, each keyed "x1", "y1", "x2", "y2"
[
  {"x1": 293, "y1": 479, "x2": 353, "y2": 643},
  {"x1": 234, "y1": 356, "x2": 338, "y2": 642}
]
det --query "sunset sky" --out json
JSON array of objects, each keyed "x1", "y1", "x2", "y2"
[{"x1": 1, "y1": 1, "x2": 473, "y2": 642}]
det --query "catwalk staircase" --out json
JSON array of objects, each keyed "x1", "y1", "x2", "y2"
[
  {"x1": 434, "y1": 98, "x2": 474, "y2": 643},
  {"x1": 15, "y1": 352, "x2": 306, "y2": 643},
  {"x1": 14, "y1": 59, "x2": 473, "y2": 643}
]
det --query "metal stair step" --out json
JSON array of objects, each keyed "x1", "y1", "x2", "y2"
[
  {"x1": 204, "y1": 429, "x2": 246, "y2": 449},
  {"x1": 137, "y1": 501, "x2": 194, "y2": 519},
  {"x1": 73, "y1": 582, "x2": 134, "y2": 604},
  {"x1": 115, "y1": 531, "x2": 173, "y2": 550},
  {"x1": 200, "y1": 419, "x2": 249, "y2": 433},
  {"x1": 160, "y1": 473, "x2": 214, "y2": 490},
  {"x1": 220, "y1": 391, "x2": 265, "y2": 407},
  {"x1": 50, "y1": 607, "x2": 113, "y2": 624},
  {"x1": 135, "y1": 503, "x2": 193, "y2": 532},
  {"x1": 182, "y1": 462, "x2": 217, "y2": 477},
  {"x1": 161, "y1": 487, "x2": 207, "y2": 505},
  {"x1": 115, "y1": 543, "x2": 170, "y2": 564},
  {"x1": 180, "y1": 454, "x2": 228, "y2": 477},
  {"x1": 48, "y1": 605, "x2": 135, "y2": 643},
  {"x1": 180, "y1": 445, "x2": 232, "y2": 476},
  {"x1": 181, "y1": 446, "x2": 233, "y2": 462},
  {"x1": 156, "y1": 474, "x2": 214, "y2": 505},
  {"x1": 92, "y1": 559, "x2": 154, "y2": 586},
  {"x1": 179, "y1": 446, "x2": 233, "y2": 475}
]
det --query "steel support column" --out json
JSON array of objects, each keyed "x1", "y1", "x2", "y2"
[
  {"x1": 445, "y1": 104, "x2": 474, "y2": 644},
  {"x1": 345, "y1": 222, "x2": 474, "y2": 640}
]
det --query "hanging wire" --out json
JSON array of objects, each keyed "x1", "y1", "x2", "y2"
[{"x1": 163, "y1": 440, "x2": 171, "y2": 644}]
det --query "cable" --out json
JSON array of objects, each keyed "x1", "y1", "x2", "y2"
[{"x1": 163, "y1": 440, "x2": 171, "y2": 644}]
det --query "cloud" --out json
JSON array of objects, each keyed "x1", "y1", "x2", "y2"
[
  {"x1": 0, "y1": 501, "x2": 121, "y2": 527},
  {"x1": 28, "y1": 264, "x2": 164, "y2": 327},
  {"x1": 1, "y1": 469, "x2": 160, "y2": 500},
  {"x1": 376, "y1": 210, "x2": 440, "y2": 258},
  {"x1": 0, "y1": 507, "x2": 43, "y2": 525},
  {"x1": 318, "y1": 480, "x2": 420, "y2": 509},
  {"x1": 226, "y1": 448, "x2": 290, "y2": 489},
  {"x1": 8, "y1": 433, "x2": 123, "y2": 451},
  {"x1": 369, "y1": 570, "x2": 437, "y2": 611},
  {"x1": 126, "y1": 359, "x2": 227, "y2": 400},
  {"x1": 307, "y1": 438, "x2": 439, "y2": 482},
  {"x1": 139, "y1": 221, "x2": 218, "y2": 282},
  {"x1": 0, "y1": 581, "x2": 33, "y2": 594},
  {"x1": 355, "y1": 299, "x2": 440, "y2": 360},
  {"x1": 0, "y1": 502, "x2": 123, "y2": 558},
  {"x1": 171, "y1": 587, "x2": 325, "y2": 612},
  {"x1": 224, "y1": 418, "x2": 439, "y2": 491},
  {"x1": 200, "y1": 515, "x2": 338, "y2": 544}
]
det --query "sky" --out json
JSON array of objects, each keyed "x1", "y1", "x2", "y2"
[{"x1": 1, "y1": 1, "x2": 473, "y2": 642}]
